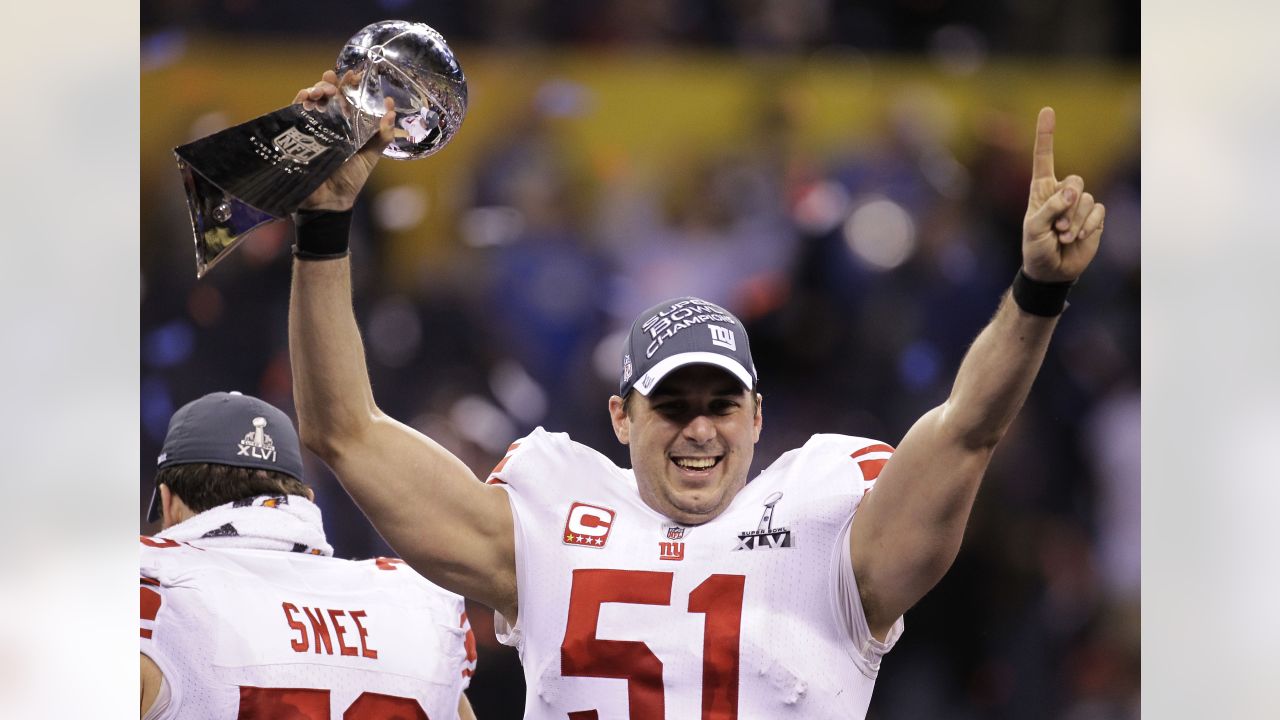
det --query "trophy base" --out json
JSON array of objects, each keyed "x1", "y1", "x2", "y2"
[
  {"x1": 174, "y1": 103, "x2": 356, "y2": 277},
  {"x1": 178, "y1": 160, "x2": 281, "y2": 278}
]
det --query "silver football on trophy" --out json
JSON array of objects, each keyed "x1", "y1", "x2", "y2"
[{"x1": 335, "y1": 20, "x2": 468, "y2": 160}]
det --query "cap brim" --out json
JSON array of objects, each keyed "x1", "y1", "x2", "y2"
[
  {"x1": 146, "y1": 484, "x2": 161, "y2": 524},
  {"x1": 631, "y1": 351, "x2": 754, "y2": 396}
]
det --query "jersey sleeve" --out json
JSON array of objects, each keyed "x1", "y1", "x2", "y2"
[
  {"x1": 485, "y1": 432, "x2": 537, "y2": 649},
  {"x1": 139, "y1": 536, "x2": 187, "y2": 720},
  {"x1": 140, "y1": 574, "x2": 163, "y2": 643},
  {"x1": 832, "y1": 515, "x2": 904, "y2": 678},
  {"x1": 365, "y1": 557, "x2": 480, "y2": 691},
  {"x1": 789, "y1": 436, "x2": 905, "y2": 674},
  {"x1": 484, "y1": 426, "x2": 567, "y2": 488},
  {"x1": 139, "y1": 535, "x2": 185, "y2": 651},
  {"x1": 484, "y1": 427, "x2": 573, "y2": 650},
  {"x1": 793, "y1": 433, "x2": 896, "y2": 506},
  {"x1": 848, "y1": 439, "x2": 894, "y2": 487}
]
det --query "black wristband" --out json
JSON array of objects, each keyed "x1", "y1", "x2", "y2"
[
  {"x1": 293, "y1": 209, "x2": 353, "y2": 260},
  {"x1": 1011, "y1": 269, "x2": 1074, "y2": 317}
]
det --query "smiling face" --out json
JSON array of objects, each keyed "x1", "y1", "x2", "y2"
[{"x1": 609, "y1": 364, "x2": 763, "y2": 525}]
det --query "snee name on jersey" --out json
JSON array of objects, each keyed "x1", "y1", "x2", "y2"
[{"x1": 282, "y1": 602, "x2": 378, "y2": 658}]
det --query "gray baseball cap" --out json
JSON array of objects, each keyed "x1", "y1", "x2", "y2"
[
  {"x1": 619, "y1": 297, "x2": 757, "y2": 397},
  {"x1": 147, "y1": 391, "x2": 304, "y2": 523}
]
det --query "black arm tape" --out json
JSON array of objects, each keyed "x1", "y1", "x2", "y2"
[
  {"x1": 293, "y1": 209, "x2": 353, "y2": 260},
  {"x1": 1011, "y1": 269, "x2": 1074, "y2": 317}
]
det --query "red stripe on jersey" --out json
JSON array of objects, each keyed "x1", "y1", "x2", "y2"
[
  {"x1": 487, "y1": 442, "x2": 521, "y2": 481},
  {"x1": 460, "y1": 612, "x2": 478, "y2": 664},
  {"x1": 141, "y1": 585, "x2": 162, "y2": 622},
  {"x1": 141, "y1": 584, "x2": 162, "y2": 640},
  {"x1": 568, "y1": 712, "x2": 600, "y2": 720},
  {"x1": 856, "y1": 458, "x2": 888, "y2": 481},
  {"x1": 850, "y1": 443, "x2": 895, "y2": 459},
  {"x1": 140, "y1": 576, "x2": 160, "y2": 587}
]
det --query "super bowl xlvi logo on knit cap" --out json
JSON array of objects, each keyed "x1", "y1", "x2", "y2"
[
  {"x1": 147, "y1": 391, "x2": 305, "y2": 523},
  {"x1": 619, "y1": 297, "x2": 757, "y2": 397}
]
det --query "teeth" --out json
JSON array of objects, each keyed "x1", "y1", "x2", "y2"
[{"x1": 674, "y1": 457, "x2": 717, "y2": 469}]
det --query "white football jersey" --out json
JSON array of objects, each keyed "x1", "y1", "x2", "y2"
[
  {"x1": 489, "y1": 427, "x2": 904, "y2": 720},
  {"x1": 140, "y1": 540, "x2": 475, "y2": 720}
]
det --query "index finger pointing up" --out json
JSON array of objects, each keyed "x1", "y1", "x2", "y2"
[{"x1": 1032, "y1": 106, "x2": 1056, "y2": 181}]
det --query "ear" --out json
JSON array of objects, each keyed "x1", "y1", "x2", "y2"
[
  {"x1": 159, "y1": 483, "x2": 173, "y2": 522},
  {"x1": 304, "y1": 486, "x2": 315, "y2": 502},
  {"x1": 159, "y1": 485, "x2": 194, "y2": 530},
  {"x1": 608, "y1": 395, "x2": 630, "y2": 444},
  {"x1": 752, "y1": 392, "x2": 764, "y2": 443}
]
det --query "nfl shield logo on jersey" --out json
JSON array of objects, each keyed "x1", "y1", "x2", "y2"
[{"x1": 659, "y1": 524, "x2": 687, "y2": 560}]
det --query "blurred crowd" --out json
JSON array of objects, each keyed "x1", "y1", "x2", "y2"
[
  {"x1": 143, "y1": 0, "x2": 1138, "y2": 59},
  {"x1": 140, "y1": 4, "x2": 1140, "y2": 719}
]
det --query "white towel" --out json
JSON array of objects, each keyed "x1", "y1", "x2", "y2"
[{"x1": 158, "y1": 494, "x2": 334, "y2": 557}]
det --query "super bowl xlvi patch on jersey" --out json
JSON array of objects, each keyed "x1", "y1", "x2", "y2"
[
  {"x1": 562, "y1": 502, "x2": 615, "y2": 548},
  {"x1": 733, "y1": 491, "x2": 794, "y2": 550}
]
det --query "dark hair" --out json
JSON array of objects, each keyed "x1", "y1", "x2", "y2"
[{"x1": 155, "y1": 463, "x2": 309, "y2": 514}]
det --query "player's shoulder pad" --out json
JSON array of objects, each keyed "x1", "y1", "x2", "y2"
[
  {"x1": 484, "y1": 426, "x2": 593, "y2": 487},
  {"x1": 354, "y1": 556, "x2": 466, "y2": 606},
  {"x1": 801, "y1": 433, "x2": 895, "y2": 457},
  {"x1": 139, "y1": 534, "x2": 203, "y2": 584},
  {"x1": 795, "y1": 433, "x2": 896, "y2": 487}
]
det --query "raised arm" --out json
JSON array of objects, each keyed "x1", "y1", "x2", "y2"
[
  {"x1": 850, "y1": 107, "x2": 1106, "y2": 639},
  {"x1": 288, "y1": 72, "x2": 516, "y2": 617}
]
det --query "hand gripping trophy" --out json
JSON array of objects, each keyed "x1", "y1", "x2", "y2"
[{"x1": 174, "y1": 20, "x2": 467, "y2": 277}]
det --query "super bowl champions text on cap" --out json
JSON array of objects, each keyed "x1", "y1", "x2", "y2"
[{"x1": 640, "y1": 298, "x2": 740, "y2": 358}]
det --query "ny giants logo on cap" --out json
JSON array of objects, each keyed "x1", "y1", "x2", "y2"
[
  {"x1": 563, "y1": 502, "x2": 615, "y2": 549},
  {"x1": 708, "y1": 325, "x2": 736, "y2": 350}
]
